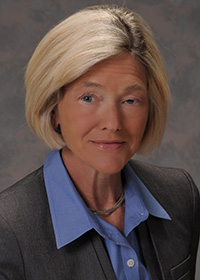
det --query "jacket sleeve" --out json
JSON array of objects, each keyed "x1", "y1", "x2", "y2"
[
  {"x1": 0, "y1": 215, "x2": 26, "y2": 280},
  {"x1": 183, "y1": 170, "x2": 200, "y2": 279}
]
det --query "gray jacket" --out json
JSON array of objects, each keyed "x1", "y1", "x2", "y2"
[{"x1": 0, "y1": 160, "x2": 199, "y2": 280}]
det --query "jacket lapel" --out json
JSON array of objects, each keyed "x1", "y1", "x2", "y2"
[
  {"x1": 145, "y1": 216, "x2": 176, "y2": 280},
  {"x1": 137, "y1": 220, "x2": 163, "y2": 280},
  {"x1": 88, "y1": 230, "x2": 117, "y2": 280},
  {"x1": 130, "y1": 159, "x2": 173, "y2": 280}
]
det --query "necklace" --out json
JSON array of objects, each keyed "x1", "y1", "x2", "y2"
[{"x1": 89, "y1": 192, "x2": 125, "y2": 215}]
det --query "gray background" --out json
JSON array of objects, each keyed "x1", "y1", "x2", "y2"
[{"x1": 0, "y1": 0, "x2": 199, "y2": 278}]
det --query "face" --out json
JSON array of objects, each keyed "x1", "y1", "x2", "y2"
[{"x1": 54, "y1": 53, "x2": 149, "y2": 175}]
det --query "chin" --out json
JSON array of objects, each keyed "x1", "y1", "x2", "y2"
[{"x1": 91, "y1": 158, "x2": 128, "y2": 175}]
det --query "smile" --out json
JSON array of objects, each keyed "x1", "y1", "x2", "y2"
[{"x1": 90, "y1": 140, "x2": 126, "y2": 150}]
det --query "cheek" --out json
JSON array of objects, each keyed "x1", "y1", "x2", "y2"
[
  {"x1": 127, "y1": 110, "x2": 148, "y2": 136},
  {"x1": 60, "y1": 114, "x2": 95, "y2": 144}
]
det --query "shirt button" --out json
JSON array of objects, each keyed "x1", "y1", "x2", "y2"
[{"x1": 127, "y1": 259, "x2": 135, "y2": 268}]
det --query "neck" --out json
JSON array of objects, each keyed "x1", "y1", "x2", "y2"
[{"x1": 61, "y1": 148, "x2": 124, "y2": 211}]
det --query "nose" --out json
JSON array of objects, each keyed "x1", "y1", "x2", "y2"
[{"x1": 99, "y1": 104, "x2": 122, "y2": 132}]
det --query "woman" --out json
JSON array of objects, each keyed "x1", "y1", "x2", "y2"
[{"x1": 0, "y1": 5, "x2": 199, "y2": 280}]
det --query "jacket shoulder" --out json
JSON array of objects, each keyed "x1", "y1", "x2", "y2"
[
  {"x1": 129, "y1": 159, "x2": 193, "y2": 182},
  {"x1": 129, "y1": 159, "x2": 200, "y2": 221},
  {"x1": 0, "y1": 167, "x2": 47, "y2": 223},
  {"x1": 0, "y1": 166, "x2": 44, "y2": 198},
  {"x1": 129, "y1": 159, "x2": 198, "y2": 194}
]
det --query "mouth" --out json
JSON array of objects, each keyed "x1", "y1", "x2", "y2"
[{"x1": 90, "y1": 140, "x2": 126, "y2": 150}]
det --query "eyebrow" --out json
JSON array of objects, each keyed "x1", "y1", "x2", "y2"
[
  {"x1": 123, "y1": 84, "x2": 147, "y2": 93},
  {"x1": 78, "y1": 82, "x2": 148, "y2": 98},
  {"x1": 83, "y1": 82, "x2": 146, "y2": 91},
  {"x1": 82, "y1": 82, "x2": 103, "y2": 88}
]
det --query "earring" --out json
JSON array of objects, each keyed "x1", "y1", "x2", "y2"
[{"x1": 55, "y1": 124, "x2": 61, "y2": 134}]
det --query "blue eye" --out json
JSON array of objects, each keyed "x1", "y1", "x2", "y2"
[
  {"x1": 125, "y1": 99, "x2": 136, "y2": 104},
  {"x1": 82, "y1": 96, "x2": 93, "y2": 102}
]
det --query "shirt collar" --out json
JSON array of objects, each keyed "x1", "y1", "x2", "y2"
[
  {"x1": 44, "y1": 150, "x2": 95, "y2": 249},
  {"x1": 44, "y1": 150, "x2": 170, "y2": 249},
  {"x1": 123, "y1": 163, "x2": 171, "y2": 220}
]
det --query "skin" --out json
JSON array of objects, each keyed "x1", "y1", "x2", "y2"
[{"x1": 53, "y1": 53, "x2": 148, "y2": 232}]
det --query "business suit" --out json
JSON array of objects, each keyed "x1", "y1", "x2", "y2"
[{"x1": 0, "y1": 160, "x2": 199, "y2": 280}]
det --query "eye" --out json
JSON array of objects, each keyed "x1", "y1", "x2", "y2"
[
  {"x1": 81, "y1": 95, "x2": 93, "y2": 102},
  {"x1": 124, "y1": 99, "x2": 138, "y2": 104}
]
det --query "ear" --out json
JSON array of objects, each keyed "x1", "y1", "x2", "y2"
[{"x1": 51, "y1": 106, "x2": 59, "y2": 129}]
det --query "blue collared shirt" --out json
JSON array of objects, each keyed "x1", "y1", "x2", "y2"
[{"x1": 44, "y1": 150, "x2": 171, "y2": 280}]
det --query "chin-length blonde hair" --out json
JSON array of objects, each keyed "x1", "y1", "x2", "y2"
[{"x1": 25, "y1": 4, "x2": 170, "y2": 154}]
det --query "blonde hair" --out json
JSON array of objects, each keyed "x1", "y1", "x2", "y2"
[{"x1": 25, "y1": 5, "x2": 170, "y2": 154}]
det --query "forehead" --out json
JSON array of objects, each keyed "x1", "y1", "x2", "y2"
[
  {"x1": 85, "y1": 53, "x2": 147, "y2": 82},
  {"x1": 66, "y1": 53, "x2": 148, "y2": 94},
  {"x1": 65, "y1": 52, "x2": 147, "y2": 92}
]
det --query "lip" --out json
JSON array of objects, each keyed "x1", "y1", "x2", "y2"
[{"x1": 90, "y1": 140, "x2": 126, "y2": 150}]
